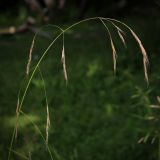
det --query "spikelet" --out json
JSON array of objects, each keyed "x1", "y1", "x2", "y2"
[
  {"x1": 130, "y1": 29, "x2": 149, "y2": 83},
  {"x1": 61, "y1": 35, "x2": 68, "y2": 84},
  {"x1": 26, "y1": 37, "x2": 35, "y2": 76},
  {"x1": 100, "y1": 19, "x2": 117, "y2": 73},
  {"x1": 111, "y1": 22, "x2": 127, "y2": 48},
  {"x1": 117, "y1": 30, "x2": 126, "y2": 48},
  {"x1": 110, "y1": 38, "x2": 117, "y2": 72},
  {"x1": 45, "y1": 104, "x2": 50, "y2": 145}
]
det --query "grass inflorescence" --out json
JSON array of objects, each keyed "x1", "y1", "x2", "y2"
[{"x1": 8, "y1": 17, "x2": 149, "y2": 160}]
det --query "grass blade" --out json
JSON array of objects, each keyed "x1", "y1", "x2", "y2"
[{"x1": 26, "y1": 37, "x2": 35, "y2": 76}]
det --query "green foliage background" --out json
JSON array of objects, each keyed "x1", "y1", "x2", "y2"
[{"x1": 0, "y1": 17, "x2": 160, "y2": 160}]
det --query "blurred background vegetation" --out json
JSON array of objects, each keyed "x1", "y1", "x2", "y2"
[{"x1": 1, "y1": 0, "x2": 160, "y2": 160}]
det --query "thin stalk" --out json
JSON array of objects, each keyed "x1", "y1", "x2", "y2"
[{"x1": 19, "y1": 111, "x2": 61, "y2": 160}]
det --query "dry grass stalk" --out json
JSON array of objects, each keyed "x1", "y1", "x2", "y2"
[
  {"x1": 46, "y1": 104, "x2": 50, "y2": 145},
  {"x1": 111, "y1": 22, "x2": 127, "y2": 48},
  {"x1": 117, "y1": 30, "x2": 126, "y2": 48},
  {"x1": 100, "y1": 19, "x2": 117, "y2": 73},
  {"x1": 110, "y1": 38, "x2": 117, "y2": 72},
  {"x1": 130, "y1": 29, "x2": 149, "y2": 83},
  {"x1": 61, "y1": 35, "x2": 68, "y2": 83},
  {"x1": 26, "y1": 38, "x2": 35, "y2": 76}
]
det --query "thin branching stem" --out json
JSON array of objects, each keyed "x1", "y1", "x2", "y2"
[
  {"x1": 9, "y1": 16, "x2": 149, "y2": 160},
  {"x1": 20, "y1": 111, "x2": 62, "y2": 160},
  {"x1": 99, "y1": 18, "x2": 117, "y2": 73}
]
